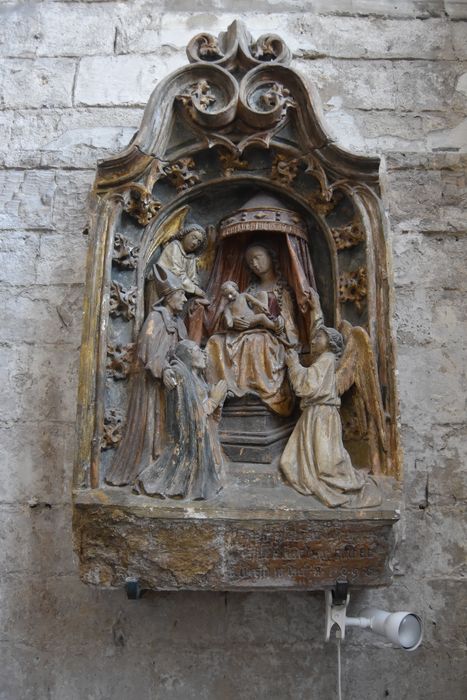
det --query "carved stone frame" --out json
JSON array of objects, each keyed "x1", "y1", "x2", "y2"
[{"x1": 74, "y1": 22, "x2": 401, "y2": 592}]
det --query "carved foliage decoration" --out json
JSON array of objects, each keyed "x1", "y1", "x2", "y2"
[
  {"x1": 271, "y1": 154, "x2": 299, "y2": 186},
  {"x1": 123, "y1": 184, "x2": 160, "y2": 226},
  {"x1": 218, "y1": 149, "x2": 249, "y2": 177},
  {"x1": 106, "y1": 342, "x2": 135, "y2": 379},
  {"x1": 186, "y1": 21, "x2": 291, "y2": 70},
  {"x1": 109, "y1": 281, "x2": 137, "y2": 320},
  {"x1": 112, "y1": 233, "x2": 139, "y2": 269},
  {"x1": 101, "y1": 409, "x2": 123, "y2": 450},
  {"x1": 177, "y1": 79, "x2": 217, "y2": 115},
  {"x1": 331, "y1": 220, "x2": 365, "y2": 251},
  {"x1": 338, "y1": 268, "x2": 368, "y2": 311},
  {"x1": 162, "y1": 158, "x2": 201, "y2": 192}
]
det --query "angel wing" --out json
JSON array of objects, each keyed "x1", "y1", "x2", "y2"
[
  {"x1": 336, "y1": 320, "x2": 388, "y2": 474},
  {"x1": 197, "y1": 224, "x2": 217, "y2": 272},
  {"x1": 145, "y1": 205, "x2": 190, "y2": 264}
]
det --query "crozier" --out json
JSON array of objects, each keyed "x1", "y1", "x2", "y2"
[{"x1": 74, "y1": 21, "x2": 401, "y2": 591}]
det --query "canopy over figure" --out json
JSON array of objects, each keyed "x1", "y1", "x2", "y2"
[{"x1": 202, "y1": 193, "x2": 321, "y2": 416}]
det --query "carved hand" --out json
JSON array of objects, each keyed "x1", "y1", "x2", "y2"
[
  {"x1": 274, "y1": 316, "x2": 285, "y2": 333},
  {"x1": 285, "y1": 348, "x2": 299, "y2": 367},
  {"x1": 162, "y1": 368, "x2": 178, "y2": 390},
  {"x1": 232, "y1": 316, "x2": 250, "y2": 330},
  {"x1": 210, "y1": 379, "x2": 228, "y2": 407}
]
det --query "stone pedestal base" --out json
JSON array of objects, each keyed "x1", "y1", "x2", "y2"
[
  {"x1": 73, "y1": 481, "x2": 399, "y2": 592},
  {"x1": 219, "y1": 397, "x2": 296, "y2": 464}
]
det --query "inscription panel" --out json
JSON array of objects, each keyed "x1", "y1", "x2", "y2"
[
  {"x1": 75, "y1": 504, "x2": 394, "y2": 591},
  {"x1": 225, "y1": 520, "x2": 391, "y2": 588}
]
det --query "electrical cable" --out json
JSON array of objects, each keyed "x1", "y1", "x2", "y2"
[{"x1": 337, "y1": 635, "x2": 342, "y2": 700}]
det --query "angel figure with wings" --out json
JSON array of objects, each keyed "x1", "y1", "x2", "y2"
[{"x1": 280, "y1": 322, "x2": 384, "y2": 509}]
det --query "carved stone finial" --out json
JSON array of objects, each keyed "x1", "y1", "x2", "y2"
[{"x1": 186, "y1": 20, "x2": 291, "y2": 71}]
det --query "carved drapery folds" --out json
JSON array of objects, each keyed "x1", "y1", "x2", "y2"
[{"x1": 75, "y1": 20, "x2": 401, "y2": 593}]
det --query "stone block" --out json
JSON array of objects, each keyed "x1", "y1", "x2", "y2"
[
  {"x1": 383, "y1": 157, "x2": 467, "y2": 233},
  {"x1": 0, "y1": 341, "x2": 80, "y2": 425},
  {"x1": 397, "y1": 344, "x2": 467, "y2": 426},
  {"x1": 36, "y1": 233, "x2": 88, "y2": 285},
  {"x1": 0, "y1": 58, "x2": 75, "y2": 109},
  {"x1": 0, "y1": 284, "x2": 84, "y2": 346},
  {"x1": 51, "y1": 169, "x2": 94, "y2": 235},
  {"x1": 291, "y1": 16, "x2": 454, "y2": 60},
  {"x1": 0, "y1": 107, "x2": 143, "y2": 169},
  {"x1": 162, "y1": 1, "x2": 445, "y2": 17},
  {"x1": 392, "y1": 232, "x2": 467, "y2": 290},
  {"x1": 0, "y1": 2, "x2": 116, "y2": 57},
  {"x1": 393, "y1": 288, "x2": 467, "y2": 349},
  {"x1": 0, "y1": 506, "x2": 75, "y2": 578},
  {"x1": 0, "y1": 169, "x2": 56, "y2": 231},
  {"x1": 0, "y1": 231, "x2": 39, "y2": 285},
  {"x1": 402, "y1": 423, "x2": 467, "y2": 507},
  {"x1": 452, "y1": 22, "x2": 467, "y2": 60},
  {"x1": 397, "y1": 507, "x2": 466, "y2": 579},
  {"x1": 322, "y1": 109, "x2": 465, "y2": 155},
  {"x1": 0, "y1": 421, "x2": 75, "y2": 503},
  {"x1": 298, "y1": 58, "x2": 467, "y2": 113},
  {"x1": 296, "y1": 58, "x2": 397, "y2": 110},
  {"x1": 445, "y1": 0, "x2": 467, "y2": 19},
  {"x1": 75, "y1": 54, "x2": 185, "y2": 107}
]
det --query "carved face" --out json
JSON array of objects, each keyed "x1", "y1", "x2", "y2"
[
  {"x1": 182, "y1": 229, "x2": 205, "y2": 253},
  {"x1": 310, "y1": 328, "x2": 329, "y2": 357},
  {"x1": 245, "y1": 246, "x2": 272, "y2": 276},
  {"x1": 190, "y1": 345, "x2": 207, "y2": 370},
  {"x1": 221, "y1": 282, "x2": 239, "y2": 301},
  {"x1": 165, "y1": 289, "x2": 186, "y2": 313}
]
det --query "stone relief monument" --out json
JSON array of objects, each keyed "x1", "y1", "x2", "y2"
[{"x1": 74, "y1": 21, "x2": 401, "y2": 592}]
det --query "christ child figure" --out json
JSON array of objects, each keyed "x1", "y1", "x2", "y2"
[{"x1": 220, "y1": 280, "x2": 275, "y2": 331}]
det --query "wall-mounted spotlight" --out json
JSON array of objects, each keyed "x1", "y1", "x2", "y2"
[{"x1": 325, "y1": 589, "x2": 423, "y2": 651}]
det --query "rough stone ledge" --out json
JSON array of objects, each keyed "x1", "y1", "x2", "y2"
[{"x1": 73, "y1": 484, "x2": 400, "y2": 592}]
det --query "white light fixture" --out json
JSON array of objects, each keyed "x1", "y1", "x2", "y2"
[{"x1": 325, "y1": 591, "x2": 423, "y2": 651}]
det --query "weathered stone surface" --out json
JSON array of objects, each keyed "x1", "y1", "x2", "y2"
[
  {"x1": 51, "y1": 170, "x2": 94, "y2": 234},
  {"x1": 382, "y1": 154, "x2": 467, "y2": 233},
  {"x1": 296, "y1": 58, "x2": 467, "y2": 112},
  {"x1": 0, "y1": 231, "x2": 39, "y2": 285},
  {"x1": 0, "y1": 284, "x2": 84, "y2": 345},
  {"x1": 0, "y1": 340, "x2": 80, "y2": 425},
  {"x1": 0, "y1": 57, "x2": 75, "y2": 109},
  {"x1": 0, "y1": 422, "x2": 75, "y2": 503},
  {"x1": 0, "y1": 170, "x2": 56, "y2": 230},
  {"x1": 0, "y1": 2, "x2": 116, "y2": 57},
  {"x1": 397, "y1": 344, "x2": 467, "y2": 426},
  {"x1": 75, "y1": 54, "x2": 185, "y2": 106},
  {"x1": 0, "y1": 107, "x2": 143, "y2": 169},
  {"x1": 291, "y1": 16, "x2": 456, "y2": 59},
  {"x1": 74, "y1": 493, "x2": 398, "y2": 591}
]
